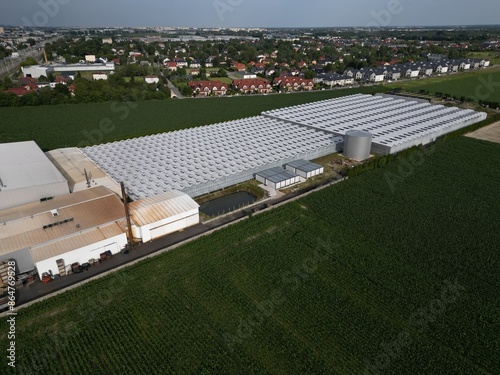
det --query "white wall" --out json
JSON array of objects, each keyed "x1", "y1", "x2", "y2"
[
  {"x1": 34, "y1": 233, "x2": 127, "y2": 278},
  {"x1": 0, "y1": 181, "x2": 70, "y2": 211},
  {"x1": 134, "y1": 209, "x2": 199, "y2": 242}
]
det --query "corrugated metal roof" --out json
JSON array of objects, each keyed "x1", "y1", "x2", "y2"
[
  {"x1": 129, "y1": 190, "x2": 199, "y2": 227},
  {"x1": 256, "y1": 167, "x2": 298, "y2": 183},
  {"x1": 0, "y1": 187, "x2": 125, "y2": 257},
  {"x1": 0, "y1": 186, "x2": 115, "y2": 224},
  {"x1": 30, "y1": 222, "x2": 124, "y2": 263},
  {"x1": 285, "y1": 159, "x2": 323, "y2": 173}
]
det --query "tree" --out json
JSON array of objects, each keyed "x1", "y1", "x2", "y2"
[
  {"x1": 20, "y1": 57, "x2": 38, "y2": 67},
  {"x1": 3, "y1": 77, "x2": 14, "y2": 89},
  {"x1": 304, "y1": 70, "x2": 316, "y2": 79}
]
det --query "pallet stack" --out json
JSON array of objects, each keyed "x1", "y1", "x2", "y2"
[{"x1": 56, "y1": 259, "x2": 66, "y2": 277}]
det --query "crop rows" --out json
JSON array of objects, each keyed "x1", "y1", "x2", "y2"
[{"x1": 2, "y1": 136, "x2": 499, "y2": 374}]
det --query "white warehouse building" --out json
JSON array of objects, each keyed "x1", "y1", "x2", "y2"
[
  {"x1": 0, "y1": 141, "x2": 69, "y2": 210},
  {"x1": 0, "y1": 186, "x2": 199, "y2": 279}
]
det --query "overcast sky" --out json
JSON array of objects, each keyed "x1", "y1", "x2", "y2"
[{"x1": 1, "y1": 0, "x2": 498, "y2": 28}]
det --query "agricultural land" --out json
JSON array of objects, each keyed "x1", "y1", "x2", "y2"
[{"x1": 2, "y1": 136, "x2": 499, "y2": 374}]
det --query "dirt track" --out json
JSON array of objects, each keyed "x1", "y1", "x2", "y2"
[{"x1": 465, "y1": 121, "x2": 500, "y2": 144}]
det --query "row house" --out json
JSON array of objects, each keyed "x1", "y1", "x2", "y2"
[
  {"x1": 232, "y1": 79, "x2": 272, "y2": 94},
  {"x1": 188, "y1": 80, "x2": 228, "y2": 97},
  {"x1": 273, "y1": 77, "x2": 314, "y2": 91}
]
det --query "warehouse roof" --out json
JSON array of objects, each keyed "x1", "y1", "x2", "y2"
[
  {"x1": 30, "y1": 222, "x2": 124, "y2": 263},
  {"x1": 45, "y1": 148, "x2": 122, "y2": 197},
  {"x1": 0, "y1": 186, "x2": 125, "y2": 257},
  {"x1": 0, "y1": 141, "x2": 67, "y2": 191},
  {"x1": 285, "y1": 159, "x2": 323, "y2": 173},
  {"x1": 129, "y1": 190, "x2": 199, "y2": 227}
]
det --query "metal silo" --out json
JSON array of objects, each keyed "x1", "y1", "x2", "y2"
[{"x1": 343, "y1": 130, "x2": 372, "y2": 160}]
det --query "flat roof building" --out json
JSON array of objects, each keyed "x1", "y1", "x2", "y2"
[
  {"x1": 284, "y1": 159, "x2": 324, "y2": 179},
  {"x1": 0, "y1": 141, "x2": 69, "y2": 210},
  {"x1": 0, "y1": 186, "x2": 199, "y2": 278},
  {"x1": 255, "y1": 167, "x2": 300, "y2": 190}
]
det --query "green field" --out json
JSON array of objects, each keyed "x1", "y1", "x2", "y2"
[
  {"x1": 386, "y1": 66, "x2": 500, "y2": 103},
  {"x1": 0, "y1": 87, "x2": 382, "y2": 151},
  {"x1": 3, "y1": 136, "x2": 499, "y2": 374},
  {"x1": 467, "y1": 52, "x2": 500, "y2": 65},
  {"x1": 208, "y1": 76, "x2": 233, "y2": 85}
]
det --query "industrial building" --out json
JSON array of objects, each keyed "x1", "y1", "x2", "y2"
[
  {"x1": 82, "y1": 116, "x2": 343, "y2": 199},
  {"x1": 262, "y1": 93, "x2": 487, "y2": 155},
  {"x1": 0, "y1": 141, "x2": 69, "y2": 210},
  {"x1": 284, "y1": 160, "x2": 324, "y2": 179},
  {"x1": 129, "y1": 190, "x2": 199, "y2": 242},
  {"x1": 22, "y1": 62, "x2": 115, "y2": 79},
  {"x1": 0, "y1": 186, "x2": 199, "y2": 278},
  {"x1": 45, "y1": 147, "x2": 122, "y2": 197},
  {"x1": 255, "y1": 167, "x2": 300, "y2": 189}
]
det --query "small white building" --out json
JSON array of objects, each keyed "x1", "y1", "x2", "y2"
[
  {"x1": 85, "y1": 55, "x2": 96, "y2": 63},
  {"x1": 145, "y1": 76, "x2": 160, "y2": 84},
  {"x1": 129, "y1": 190, "x2": 199, "y2": 242},
  {"x1": 0, "y1": 141, "x2": 69, "y2": 211},
  {"x1": 93, "y1": 72, "x2": 108, "y2": 80},
  {"x1": 255, "y1": 167, "x2": 300, "y2": 190}
]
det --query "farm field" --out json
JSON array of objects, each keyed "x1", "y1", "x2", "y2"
[
  {"x1": 3, "y1": 136, "x2": 499, "y2": 374},
  {"x1": 386, "y1": 66, "x2": 500, "y2": 103},
  {"x1": 0, "y1": 86, "x2": 382, "y2": 151}
]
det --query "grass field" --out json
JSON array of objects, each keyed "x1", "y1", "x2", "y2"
[
  {"x1": 3, "y1": 136, "x2": 499, "y2": 374},
  {"x1": 0, "y1": 86, "x2": 382, "y2": 151},
  {"x1": 386, "y1": 66, "x2": 500, "y2": 103},
  {"x1": 208, "y1": 76, "x2": 233, "y2": 84},
  {"x1": 466, "y1": 52, "x2": 500, "y2": 65}
]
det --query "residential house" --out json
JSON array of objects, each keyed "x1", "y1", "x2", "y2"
[
  {"x1": 231, "y1": 61, "x2": 247, "y2": 72},
  {"x1": 189, "y1": 60, "x2": 201, "y2": 69},
  {"x1": 174, "y1": 58, "x2": 188, "y2": 68},
  {"x1": 385, "y1": 67, "x2": 402, "y2": 81},
  {"x1": 188, "y1": 80, "x2": 228, "y2": 96},
  {"x1": 166, "y1": 62, "x2": 178, "y2": 72},
  {"x1": 273, "y1": 76, "x2": 314, "y2": 91},
  {"x1": 434, "y1": 62, "x2": 449, "y2": 74},
  {"x1": 459, "y1": 60, "x2": 471, "y2": 70},
  {"x1": 479, "y1": 59, "x2": 490, "y2": 68},
  {"x1": 4, "y1": 87, "x2": 35, "y2": 96},
  {"x1": 232, "y1": 78, "x2": 272, "y2": 94},
  {"x1": 447, "y1": 60, "x2": 460, "y2": 73}
]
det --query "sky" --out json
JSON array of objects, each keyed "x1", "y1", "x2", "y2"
[{"x1": 0, "y1": 0, "x2": 499, "y2": 28}]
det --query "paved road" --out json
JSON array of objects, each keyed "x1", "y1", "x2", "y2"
[
  {"x1": 166, "y1": 77, "x2": 185, "y2": 99},
  {"x1": 9, "y1": 175, "x2": 344, "y2": 310}
]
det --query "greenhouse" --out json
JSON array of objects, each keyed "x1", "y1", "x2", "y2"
[
  {"x1": 262, "y1": 93, "x2": 487, "y2": 154},
  {"x1": 82, "y1": 116, "x2": 343, "y2": 199}
]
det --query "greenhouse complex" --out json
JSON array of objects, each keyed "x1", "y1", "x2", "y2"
[{"x1": 81, "y1": 94, "x2": 487, "y2": 199}]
